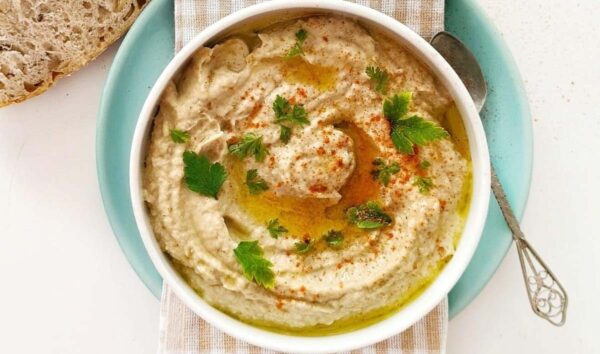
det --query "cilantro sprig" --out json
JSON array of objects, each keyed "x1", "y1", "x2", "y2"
[
  {"x1": 266, "y1": 219, "x2": 288, "y2": 239},
  {"x1": 234, "y1": 241, "x2": 275, "y2": 289},
  {"x1": 285, "y1": 28, "x2": 308, "y2": 59},
  {"x1": 228, "y1": 133, "x2": 268, "y2": 162},
  {"x1": 272, "y1": 95, "x2": 309, "y2": 143},
  {"x1": 245, "y1": 169, "x2": 269, "y2": 195},
  {"x1": 413, "y1": 176, "x2": 434, "y2": 194},
  {"x1": 346, "y1": 201, "x2": 392, "y2": 229},
  {"x1": 366, "y1": 66, "x2": 389, "y2": 94},
  {"x1": 182, "y1": 151, "x2": 227, "y2": 199},
  {"x1": 170, "y1": 129, "x2": 190, "y2": 143},
  {"x1": 383, "y1": 92, "x2": 449, "y2": 154},
  {"x1": 371, "y1": 158, "x2": 400, "y2": 186}
]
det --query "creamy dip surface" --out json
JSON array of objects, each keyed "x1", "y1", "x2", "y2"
[{"x1": 143, "y1": 15, "x2": 470, "y2": 332}]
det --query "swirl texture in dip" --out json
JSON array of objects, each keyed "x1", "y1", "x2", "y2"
[{"x1": 143, "y1": 16, "x2": 469, "y2": 332}]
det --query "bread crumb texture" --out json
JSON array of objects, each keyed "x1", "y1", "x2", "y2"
[{"x1": 0, "y1": 0, "x2": 148, "y2": 107}]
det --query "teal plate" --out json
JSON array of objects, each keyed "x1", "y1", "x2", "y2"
[{"x1": 97, "y1": 0, "x2": 532, "y2": 318}]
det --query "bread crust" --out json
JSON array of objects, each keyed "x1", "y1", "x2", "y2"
[{"x1": 0, "y1": 0, "x2": 149, "y2": 107}]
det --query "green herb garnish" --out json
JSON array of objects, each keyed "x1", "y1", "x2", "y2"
[
  {"x1": 294, "y1": 240, "x2": 314, "y2": 255},
  {"x1": 273, "y1": 95, "x2": 309, "y2": 125},
  {"x1": 266, "y1": 218, "x2": 288, "y2": 239},
  {"x1": 346, "y1": 201, "x2": 392, "y2": 229},
  {"x1": 245, "y1": 169, "x2": 269, "y2": 195},
  {"x1": 272, "y1": 95, "x2": 309, "y2": 143},
  {"x1": 233, "y1": 241, "x2": 275, "y2": 289},
  {"x1": 279, "y1": 125, "x2": 292, "y2": 144},
  {"x1": 182, "y1": 151, "x2": 227, "y2": 199},
  {"x1": 170, "y1": 129, "x2": 190, "y2": 143},
  {"x1": 383, "y1": 92, "x2": 449, "y2": 154},
  {"x1": 413, "y1": 176, "x2": 434, "y2": 194},
  {"x1": 285, "y1": 28, "x2": 308, "y2": 58},
  {"x1": 323, "y1": 230, "x2": 344, "y2": 248},
  {"x1": 228, "y1": 133, "x2": 268, "y2": 162},
  {"x1": 419, "y1": 160, "x2": 431, "y2": 170},
  {"x1": 365, "y1": 66, "x2": 389, "y2": 94},
  {"x1": 371, "y1": 158, "x2": 401, "y2": 186},
  {"x1": 383, "y1": 92, "x2": 411, "y2": 121}
]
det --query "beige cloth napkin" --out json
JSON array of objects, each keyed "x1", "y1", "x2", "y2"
[{"x1": 162, "y1": 1, "x2": 447, "y2": 353}]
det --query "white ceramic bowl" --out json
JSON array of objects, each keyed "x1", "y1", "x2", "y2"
[{"x1": 130, "y1": 1, "x2": 491, "y2": 352}]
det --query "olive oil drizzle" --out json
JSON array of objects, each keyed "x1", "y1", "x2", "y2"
[{"x1": 226, "y1": 104, "x2": 473, "y2": 335}]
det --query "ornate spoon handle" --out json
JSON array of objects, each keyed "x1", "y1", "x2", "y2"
[{"x1": 490, "y1": 166, "x2": 568, "y2": 326}]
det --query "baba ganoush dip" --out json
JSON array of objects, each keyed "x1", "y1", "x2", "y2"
[{"x1": 143, "y1": 15, "x2": 471, "y2": 333}]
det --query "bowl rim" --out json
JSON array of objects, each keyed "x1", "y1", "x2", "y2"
[{"x1": 129, "y1": 0, "x2": 491, "y2": 352}]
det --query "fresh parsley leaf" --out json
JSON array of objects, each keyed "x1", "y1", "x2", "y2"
[
  {"x1": 285, "y1": 28, "x2": 308, "y2": 59},
  {"x1": 170, "y1": 129, "x2": 190, "y2": 143},
  {"x1": 371, "y1": 158, "x2": 401, "y2": 186},
  {"x1": 413, "y1": 176, "x2": 434, "y2": 194},
  {"x1": 294, "y1": 240, "x2": 314, "y2": 255},
  {"x1": 383, "y1": 93, "x2": 449, "y2": 155},
  {"x1": 296, "y1": 28, "x2": 307, "y2": 42},
  {"x1": 279, "y1": 125, "x2": 291, "y2": 144},
  {"x1": 228, "y1": 133, "x2": 268, "y2": 162},
  {"x1": 272, "y1": 95, "x2": 309, "y2": 143},
  {"x1": 323, "y1": 230, "x2": 343, "y2": 248},
  {"x1": 245, "y1": 169, "x2": 269, "y2": 195},
  {"x1": 233, "y1": 241, "x2": 275, "y2": 289},
  {"x1": 390, "y1": 115, "x2": 449, "y2": 154},
  {"x1": 346, "y1": 201, "x2": 392, "y2": 229},
  {"x1": 182, "y1": 151, "x2": 227, "y2": 199},
  {"x1": 266, "y1": 219, "x2": 288, "y2": 239},
  {"x1": 272, "y1": 95, "x2": 289, "y2": 118},
  {"x1": 383, "y1": 92, "x2": 412, "y2": 122},
  {"x1": 365, "y1": 66, "x2": 389, "y2": 94},
  {"x1": 273, "y1": 95, "x2": 309, "y2": 125},
  {"x1": 419, "y1": 160, "x2": 431, "y2": 170}
]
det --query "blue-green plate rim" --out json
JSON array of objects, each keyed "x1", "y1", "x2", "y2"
[{"x1": 96, "y1": 0, "x2": 532, "y2": 319}]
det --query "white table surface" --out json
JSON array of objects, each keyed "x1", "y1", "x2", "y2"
[{"x1": 1, "y1": 0, "x2": 598, "y2": 353}]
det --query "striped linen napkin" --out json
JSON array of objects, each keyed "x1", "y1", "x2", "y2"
[{"x1": 162, "y1": 1, "x2": 447, "y2": 353}]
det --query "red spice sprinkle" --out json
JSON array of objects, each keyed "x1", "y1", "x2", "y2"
[
  {"x1": 276, "y1": 298, "x2": 284, "y2": 310},
  {"x1": 316, "y1": 147, "x2": 326, "y2": 155},
  {"x1": 227, "y1": 136, "x2": 240, "y2": 145},
  {"x1": 299, "y1": 286, "x2": 306, "y2": 293},
  {"x1": 440, "y1": 200, "x2": 447, "y2": 211},
  {"x1": 248, "y1": 102, "x2": 262, "y2": 119},
  {"x1": 297, "y1": 87, "x2": 307, "y2": 98},
  {"x1": 309, "y1": 184, "x2": 328, "y2": 193}
]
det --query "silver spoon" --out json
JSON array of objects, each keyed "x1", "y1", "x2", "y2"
[{"x1": 431, "y1": 32, "x2": 567, "y2": 326}]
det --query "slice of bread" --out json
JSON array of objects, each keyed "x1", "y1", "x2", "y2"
[{"x1": 0, "y1": 0, "x2": 148, "y2": 107}]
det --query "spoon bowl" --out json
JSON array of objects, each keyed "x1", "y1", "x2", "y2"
[{"x1": 431, "y1": 31, "x2": 487, "y2": 111}]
